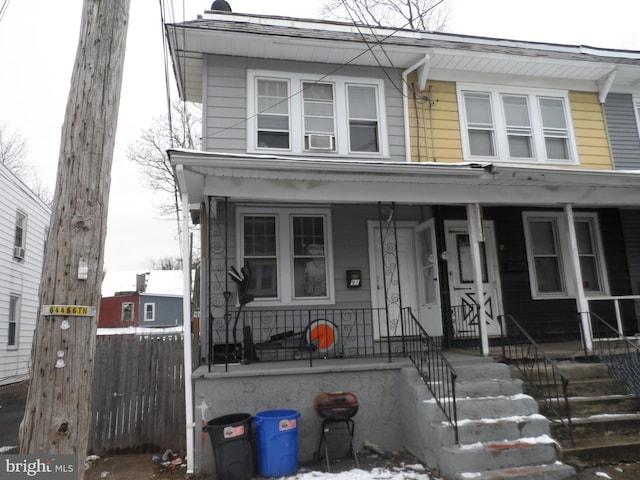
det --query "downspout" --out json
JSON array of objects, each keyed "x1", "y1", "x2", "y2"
[
  {"x1": 564, "y1": 204, "x2": 593, "y2": 355},
  {"x1": 176, "y1": 164, "x2": 195, "y2": 475},
  {"x1": 403, "y1": 54, "x2": 431, "y2": 162}
]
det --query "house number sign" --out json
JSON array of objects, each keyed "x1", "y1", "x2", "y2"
[{"x1": 42, "y1": 305, "x2": 96, "y2": 317}]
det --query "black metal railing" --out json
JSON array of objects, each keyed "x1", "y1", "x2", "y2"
[
  {"x1": 211, "y1": 306, "x2": 460, "y2": 442},
  {"x1": 582, "y1": 311, "x2": 640, "y2": 394},
  {"x1": 499, "y1": 314, "x2": 573, "y2": 444},
  {"x1": 214, "y1": 307, "x2": 408, "y2": 367},
  {"x1": 402, "y1": 308, "x2": 459, "y2": 444},
  {"x1": 449, "y1": 303, "x2": 481, "y2": 348}
]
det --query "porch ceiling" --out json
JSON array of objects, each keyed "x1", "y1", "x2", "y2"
[
  {"x1": 166, "y1": 13, "x2": 640, "y2": 102},
  {"x1": 170, "y1": 150, "x2": 640, "y2": 208}
]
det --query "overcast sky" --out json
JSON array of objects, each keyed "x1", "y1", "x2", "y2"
[{"x1": 0, "y1": 0, "x2": 637, "y2": 271}]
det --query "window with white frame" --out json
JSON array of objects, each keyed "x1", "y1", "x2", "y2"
[
  {"x1": 458, "y1": 84, "x2": 577, "y2": 164},
  {"x1": 634, "y1": 96, "x2": 640, "y2": 141},
  {"x1": 238, "y1": 206, "x2": 333, "y2": 305},
  {"x1": 13, "y1": 211, "x2": 27, "y2": 261},
  {"x1": 144, "y1": 303, "x2": 155, "y2": 322},
  {"x1": 248, "y1": 70, "x2": 387, "y2": 156},
  {"x1": 523, "y1": 212, "x2": 608, "y2": 298},
  {"x1": 122, "y1": 302, "x2": 134, "y2": 322},
  {"x1": 8, "y1": 295, "x2": 20, "y2": 349}
]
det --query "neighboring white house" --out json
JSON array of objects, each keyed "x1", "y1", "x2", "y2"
[{"x1": 0, "y1": 162, "x2": 51, "y2": 387}]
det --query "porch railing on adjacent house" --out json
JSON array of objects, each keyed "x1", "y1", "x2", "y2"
[
  {"x1": 499, "y1": 314, "x2": 574, "y2": 444},
  {"x1": 581, "y1": 310, "x2": 640, "y2": 394},
  {"x1": 402, "y1": 308, "x2": 459, "y2": 444}
]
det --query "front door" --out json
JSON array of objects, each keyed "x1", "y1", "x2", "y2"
[
  {"x1": 369, "y1": 222, "x2": 420, "y2": 338},
  {"x1": 444, "y1": 220, "x2": 503, "y2": 337},
  {"x1": 415, "y1": 219, "x2": 443, "y2": 336}
]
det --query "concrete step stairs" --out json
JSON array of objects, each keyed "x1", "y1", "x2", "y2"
[
  {"x1": 510, "y1": 359, "x2": 640, "y2": 469},
  {"x1": 433, "y1": 353, "x2": 576, "y2": 480}
]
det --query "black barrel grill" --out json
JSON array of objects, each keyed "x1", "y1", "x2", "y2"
[{"x1": 313, "y1": 392, "x2": 359, "y2": 471}]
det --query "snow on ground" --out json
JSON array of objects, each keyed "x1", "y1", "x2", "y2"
[{"x1": 290, "y1": 465, "x2": 433, "y2": 480}]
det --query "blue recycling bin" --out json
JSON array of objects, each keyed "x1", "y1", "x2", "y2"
[{"x1": 253, "y1": 409, "x2": 301, "y2": 477}]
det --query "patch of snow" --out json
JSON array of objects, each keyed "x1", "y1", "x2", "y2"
[
  {"x1": 595, "y1": 472, "x2": 612, "y2": 479},
  {"x1": 0, "y1": 446, "x2": 17, "y2": 453},
  {"x1": 452, "y1": 413, "x2": 546, "y2": 426},
  {"x1": 459, "y1": 434, "x2": 557, "y2": 450},
  {"x1": 460, "y1": 473, "x2": 481, "y2": 479},
  {"x1": 289, "y1": 467, "x2": 433, "y2": 480},
  {"x1": 97, "y1": 326, "x2": 183, "y2": 336}
]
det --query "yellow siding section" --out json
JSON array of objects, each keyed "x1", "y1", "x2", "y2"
[
  {"x1": 406, "y1": 74, "x2": 614, "y2": 169},
  {"x1": 569, "y1": 91, "x2": 613, "y2": 170},
  {"x1": 407, "y1": 79, "x2": 464, "y2": 163}
]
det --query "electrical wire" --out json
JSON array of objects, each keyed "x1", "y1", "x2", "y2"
[{"x1": 0, "y1": 0, "x2": 11, "y2": 24}]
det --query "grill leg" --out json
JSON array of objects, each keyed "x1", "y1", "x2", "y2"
[{"x1": 315, "y1": 419, "x2": 358, "y2": 472}]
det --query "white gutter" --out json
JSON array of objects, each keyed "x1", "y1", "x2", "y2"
[
  {"x1": 403, "y1": 54, "x2": 431, "y2": 161},
  {"x1": 176, "y1": 165, "x2": 195, "y2": 475}
]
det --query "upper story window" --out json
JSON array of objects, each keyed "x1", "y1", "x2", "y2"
[
  {"x1": 13, "y1": 211, "x2": 27, "y2": 261},
  {"x1": 122, "y1": 302, "x2": 134, "y2": 322},
  {"x1": 458, "y1": 84, "x2": 577, "y2": 165},
  {"x1": 144, "y1": 303, "x2": 155, "y2": 322},
  {"x1": 523, "y1": 212, "x2": 608, "y2": 299},
  {"x1": 248, "y1": 70, "x2": 388, "y2": 156},
  {"x1": 238, "y1": 206, "x2": 334, "y2": 306}
]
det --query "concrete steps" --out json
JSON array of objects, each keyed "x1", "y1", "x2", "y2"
[
  {"x1": 433, "y1": 354, "x2": 576, "y2": 480},
  {"x1": 512, "y1": 359, "x2": 640, "y2": 468}
]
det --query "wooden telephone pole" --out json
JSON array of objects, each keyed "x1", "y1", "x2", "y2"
[{"x1": 19, "y1": 1, "x2": 131, "y2": 478}]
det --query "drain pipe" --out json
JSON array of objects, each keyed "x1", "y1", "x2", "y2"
[
  {"x1": 403, "y1": 54, "x2": 431, "y2": 162},
  {"x1": 176, "y1": 164, "x2": 195, "y2": 475}
]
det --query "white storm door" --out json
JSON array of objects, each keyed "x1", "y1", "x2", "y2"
[
  {"x1": 415, "y1": 219, "x2": 442, "y2": 336},
  {"x1": 368, "y1": 222, "x2": 419, "y2": 338},
  {"x1": 445, "y1": 220, "x2": 503, "y2": 337}
]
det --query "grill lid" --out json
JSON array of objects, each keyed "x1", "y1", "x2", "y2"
[{"x1": 313, "y1": 391, "x2": 358, "y2": 420}]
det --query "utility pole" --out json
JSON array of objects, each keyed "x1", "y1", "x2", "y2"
[{"x1": 19, "y1": 1, "x2": 131, "y2": 478}]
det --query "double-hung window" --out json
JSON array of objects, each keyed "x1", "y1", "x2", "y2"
[
  {"x1": 458, "y1": 84, "x2": 576, "y2": 164},
  {"x1": 13, "y1": 211, "x2": 27, "y2": 261},
  {"x1": 248, "y1": 70, "x2": 387, "y2": 156},
  {"x1": 238, "y1": 206, "x2": 334, "y2": 305},
  {"x1": 523, "y1": 212, "x2": 608, "y2": 298},
  {"x1": 8, "y1": 295, "x2": 20, "y2": 349},
  {"x1": 144, "y1": 303, "x2": 155, "y2": 322},
  {"x1": 122, "y1": 302, "x2": 134, "y2": 322}
]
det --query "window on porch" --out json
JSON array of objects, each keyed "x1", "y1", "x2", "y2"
[
  {"x1": 238, "y1": 206, "x2": 334, "y2": 305},
  {"x1": 523, "y1": 212, "x2": 608, "y2": 298}
]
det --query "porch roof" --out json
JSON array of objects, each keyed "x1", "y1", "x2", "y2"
[
  {"x1": 170, "y1": 149, "x2": 640, "y2": 208},
  {"x1": 166, "y1": 11, "x2": 640, "y2": 102}
]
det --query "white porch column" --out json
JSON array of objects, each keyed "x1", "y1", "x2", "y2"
[
  {"x1": 564, "y1": 204, "x2": 593, "y2": 354},
  {"x1": 181, "y1": 191, "x2": 195, "y2": 474},
  {"x1": 467, "y1": 203, "x2": 489, "y2": 356}
]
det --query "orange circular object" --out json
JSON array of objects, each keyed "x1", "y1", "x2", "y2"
[{"x1": 308, "y1": 320, "x2": 337, "y2": 351}]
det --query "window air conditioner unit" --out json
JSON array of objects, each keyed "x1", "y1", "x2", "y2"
[
  {"x1": 14, "y1": 246, "x2": 25, "y2": 260},
  {"x1": 307, "y1": 134, "x2": 335, "y2": 150}
]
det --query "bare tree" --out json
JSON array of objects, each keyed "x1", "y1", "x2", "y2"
[
  {"x1": 0, "y1": 123, "x2": 31, "y2": 180},
  {"x1": 127, "y1": 101, "x2": 201, "y2": 226},
  {"x1": 149, "y1": 255, "x2": 183, "y2": 270},
  {"x1": 321, "y1": 0, "x2": 449, "y2": 31},
  {"x1": 0, "y1": 123, "x2": 54, "y2": 205}
]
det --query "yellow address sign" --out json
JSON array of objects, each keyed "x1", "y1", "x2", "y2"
[{"x1": 42, "y1": 305, "x2": 96, "y2": 317}]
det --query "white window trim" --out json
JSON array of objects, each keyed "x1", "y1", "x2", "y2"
[
  {"x1": 247, "y1": 70, "x2": 388, "y2": 157},
  {"x1": 144, "y1": 303, "x2": 155, "y2": 322},
  {"x1": 8, "y1": 294, "x2": 20, "y2": 350},
  {"x1": 523, "y1": 211, "x2": 609, "y2": 299},
  {"x1": 457, "y1": 83, "x2": 579, "y2": 165},
  {"x1": 237, "y1": 205, "x2": 335, "y2": 306},
  {"x1": 633, "y1": 95, "x2": 640, "y2": 141}
]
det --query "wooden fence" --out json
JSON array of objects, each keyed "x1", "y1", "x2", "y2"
[{"x1": 89, "y1": 334, "x2": 191, "y2": 454}]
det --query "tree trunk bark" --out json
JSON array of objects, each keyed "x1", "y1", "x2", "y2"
[{"x1": 19, "y1": 1, "x2": 131, "y2": 478}]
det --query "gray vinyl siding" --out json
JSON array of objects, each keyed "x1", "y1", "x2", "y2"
[
  {"x1": 203, "y1": 54, "x2": 406, "y2": 161},
  {"x1": 604, "y1": 93, "x2": 640, "y2": 170},
  {"x1": 0, "y1": 163, "x2": 51, "y2": 386},
  {"x1": 139, "y1": 294, "x2": 183, "y2": 327}
]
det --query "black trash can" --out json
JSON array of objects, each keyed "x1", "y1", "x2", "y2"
[{"x1": 204, "y1": 413, "x2": 253, "y2": 480}]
